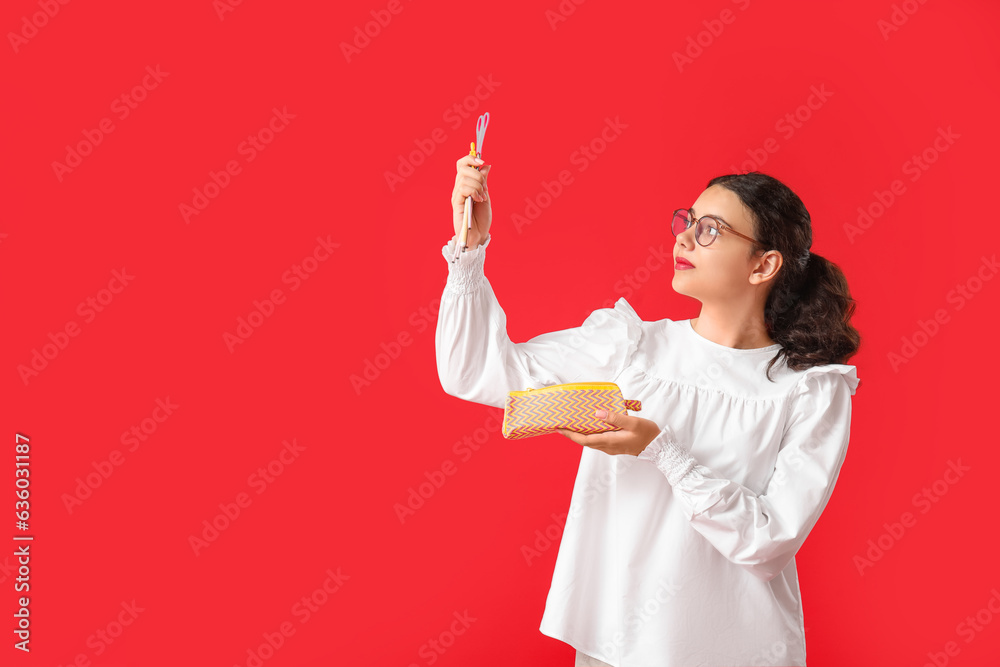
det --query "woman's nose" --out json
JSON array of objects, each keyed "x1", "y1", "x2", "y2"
[{"x1": 676, "y1": 223, "x2": 697, "y2": 247}]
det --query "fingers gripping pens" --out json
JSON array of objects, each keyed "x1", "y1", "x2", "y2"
[
  {"x1": 453, "y1": 112, "x2": 490, "y2": 261},
  {"x1": 452, "y1": 112, "x2": 490, "y2": 263}
]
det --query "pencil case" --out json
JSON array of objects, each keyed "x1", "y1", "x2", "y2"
[{"x1": 501, "y1": 381, "x2": 642, "y2": 440}]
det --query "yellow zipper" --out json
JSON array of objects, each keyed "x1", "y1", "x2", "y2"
[{"x1": 513, "y1": 381, "x2": 619, "y2": 395}]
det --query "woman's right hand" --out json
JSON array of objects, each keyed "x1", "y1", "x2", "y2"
[{"x1": 452, "y1": 154, "x2": 492, "y2": 248}]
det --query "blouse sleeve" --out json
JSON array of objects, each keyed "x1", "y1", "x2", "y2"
[
  {"x1": 435, "y1": 234, "x2": 642, "y2": 409},
  {"x1": 637, "y1": 365, "x2": 859, "y2": 582}
]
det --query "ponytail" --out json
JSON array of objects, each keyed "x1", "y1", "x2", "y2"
[{"x1": 764, "y1": 250, "x2": 861, "y2": 381}]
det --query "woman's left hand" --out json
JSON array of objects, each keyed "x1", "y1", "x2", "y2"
[{"x1": 556, "y1": 410, "x2": 662, "y2": 457}]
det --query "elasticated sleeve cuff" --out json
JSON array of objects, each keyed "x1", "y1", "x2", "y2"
[
  {"x1": 637, "y1": 423, "x2": 698, "y2": 487},
  {"x1": 441, "y1": 234, "x2": 492, "y2": 295}
]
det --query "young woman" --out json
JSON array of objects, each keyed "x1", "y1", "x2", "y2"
[{"x1": 436, "y1": 153, "x2": 861, "y2": 667}]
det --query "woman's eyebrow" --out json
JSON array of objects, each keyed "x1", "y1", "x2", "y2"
[{"x1": 689, "y1": 207, "x2": 730, "y2": 225}]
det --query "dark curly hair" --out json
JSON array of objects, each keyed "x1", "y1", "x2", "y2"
[{"x1": 706, "y1": 172, "x2": 861, "y2": 382}]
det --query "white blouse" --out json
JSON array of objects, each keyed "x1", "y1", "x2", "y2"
[{"x1": 436, "y1": 235, "x2": 860, "y2": 667}]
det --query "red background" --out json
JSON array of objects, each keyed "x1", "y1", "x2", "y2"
[{"x1": 3, "y1": 0, "x2": 1000, "y2": 665}]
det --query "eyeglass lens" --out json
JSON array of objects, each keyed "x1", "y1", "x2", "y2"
[{"x1": 671, "y1": 210, "x2": 719, "y2": 246}]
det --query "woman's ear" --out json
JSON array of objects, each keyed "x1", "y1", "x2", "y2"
[{"x1": 750, "y1": 250, "x2": 782, "y2": 286}]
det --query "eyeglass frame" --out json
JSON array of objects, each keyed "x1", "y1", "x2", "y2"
[{"x1": 671, "y1": 208, "x2": 762, "y2": 248}]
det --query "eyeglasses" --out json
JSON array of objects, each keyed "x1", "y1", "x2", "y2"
[{"x1": 671, "y1": 208, "x2": 760, "y2": 247}]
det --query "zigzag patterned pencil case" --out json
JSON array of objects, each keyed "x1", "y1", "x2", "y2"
[{"x1": 501, "y1": 381, "x2": 642, "y2": 440}]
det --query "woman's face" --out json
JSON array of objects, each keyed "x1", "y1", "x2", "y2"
[{"x1": 672, "y1": 185, "x2": 766, "y2": 303}]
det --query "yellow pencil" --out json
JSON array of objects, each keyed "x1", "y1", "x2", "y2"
[{"x1": 459, "y1": 141, "x2": 477, "y2": 252}]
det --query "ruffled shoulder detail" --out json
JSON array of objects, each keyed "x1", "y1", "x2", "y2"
[
  {"x1": 580, "y1": 297, "x2": 644, "y2": 382},
  {"x1": 791, "y1": 363, "x2": 860, "y2": 398}
]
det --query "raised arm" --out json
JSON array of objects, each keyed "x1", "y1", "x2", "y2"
[{"x1": 435, "y1": 234, "x2": 641, "y2": 409}]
